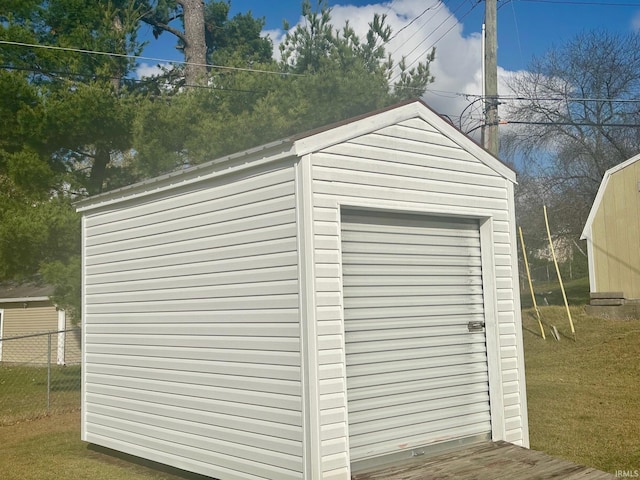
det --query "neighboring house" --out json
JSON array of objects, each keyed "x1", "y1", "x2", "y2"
[
  {"x1": 76, "y1": 99, "x2": 528, "y2": 480},
  {"x1": 0, "y1": 283, "x2": 80, "y2": 365},
  {"x1": 581, "y1": 153, "x2": 640, "y2": 315}
]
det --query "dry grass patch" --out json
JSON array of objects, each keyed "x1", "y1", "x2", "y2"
[{"x1": 523, "y1": 306, "x2": 640, "y2": 473}]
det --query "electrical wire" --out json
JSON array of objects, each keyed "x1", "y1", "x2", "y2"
[
  {"x1": 517, "y1": 0, "x2": 640, "y2": 5},
  {"x1": 386, "y1": 1, "x2": 444, "y2": 45},
  {"x1": 0, "y1": 39, "x2": 304, "y2": 77},
  {"x1": 390, "y1": 0, "x2": 482, "y2": 85}
]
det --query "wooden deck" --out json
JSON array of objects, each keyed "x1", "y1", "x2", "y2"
[{"x1": 351, "y1": 441, "x2": 615, "y2": 480}]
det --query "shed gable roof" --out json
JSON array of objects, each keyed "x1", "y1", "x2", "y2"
[
  {"x1": 76, "y1": 99, "x2": 515, "y2": 212},
  {"x1": 0, "y1": 283, "x2": 53, "y2": 303},
  {"x1": 580, "y1": 152, "x2": 640, "y2": 240}
]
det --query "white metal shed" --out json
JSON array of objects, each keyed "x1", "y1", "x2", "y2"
[{"x1": 77, "y1": 99, "x2": 528, "y2": 480}]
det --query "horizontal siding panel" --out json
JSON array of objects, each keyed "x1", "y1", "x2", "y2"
[
  {"x1": 397, "y1": 117, "x2": 440, "y2": 132},
  {"x1": 86, "y1": 252, "x2": 297, "y2": 286},
  {"x1": 314, "y1": 191, "x2": 510, "y2": 220},
  {"x1": 87, "y1": 279, "x2": 297, "y2": 304},
  {"x1": 86, "y1": 334, "x2": 299, "y2": 352},
  {"x1": 86, "y1": 384, "x2": 301, "y2": 426},
  {"x1": 86, "y1": 354, "x2": 300, "y2": 381},
  {"x1": 318, "y1": 334, "x2": 343, "y2": 350},
  {"x1": 314, "y1": 153, "x2": 506, "y2": 190},
  {"x1": 322, "y1": 437, "x2": 348, "y2": 457},
  {"x1": 85, "y1": 309, "x2": 299, "y2": 324},
  {"x1": 86, "y1": 193, "x2": 295, "y2": 249},
  {"x1": 87, "y1": 344, "x2": 300, "y2": 367},
  {"x1": 334, "y1": 133, "x2": 482, "y2": 165},
  {"x1": 85, "y1": 364, "x2": 301, "y2": 396},
  {"x1": 86, "y1": 373, "x2": 301, "y2": 411},
  {"x1": 321, "y1": 392, "x2": 345, "y2": 410},
  {"x1": 86, "y1": 420, "x2": 302, "y2": 479},
  {"x1": 84, "y1": 432, "x2": 291, "y2": 480},
  {"x1": 314, "y1": 166, "x2": 507, "y2": 201},
  {"x1": 85, "y1": 294, "x2": 298, "y2": 314},
  {"x1": 320, "y1": 378, "x2": 344, "y2": 396},
  {"x1": 85, "y1": 323, "x2": 298, "y2": 337},
  {"x1": 319, "y1": 363, "x2": 343, "y2": 380},
  {"x1": 87, "y1": 208, "x2": 295, "y2": 258},
  {"x1": 86, "y1": 237, "x2": 297, "y2": 276},
  {"x1": 86, "y1": 265, "x2": 298, "y2": 295},
  {"x1": 87, "y1": 222, "x2": 296, "y2": 266},
  {"x1": 86, "y1": 163, "x2": 295, "y2": 230},
  {"x1": 320, "y1": 407, "x2": 346, "y2": 426},
  {"x1": 87, "y1": 397, "x2": 302, "y2": 448},
  {"x1": 375, "y1": 124, "x2": 468, "y2": 150}
]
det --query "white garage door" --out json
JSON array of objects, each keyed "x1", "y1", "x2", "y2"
[{"x1": 341, "y1": 210, "x2": 491, "y2": 468}]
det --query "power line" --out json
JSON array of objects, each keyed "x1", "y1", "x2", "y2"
[
  {"x1": 0, "y1": 40, "x2": 303, "y2": 77},
  {"x1": 517, "y1": 0, "x2": 640, "y2": 5},
  {"x1": 390, "y1": 0, "x2": 482, "y2": 85},
  {"x1": 386, "y1": 2, "x2": 444, "y2": 45},
  {"x1": 0, "y1": 64, "x2": 266, "y2": 94},
  {"x1": 502, "y1": 120, "x2": 640, "y2": 127}
]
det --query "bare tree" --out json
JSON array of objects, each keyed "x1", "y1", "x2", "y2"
[{"x1": 503, "y1": 30, "x2": 640, "y2": 237}]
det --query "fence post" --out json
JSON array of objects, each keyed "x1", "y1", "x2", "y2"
[{"x1": 47, "y1": 332, "x2": 51, "y2": 411}]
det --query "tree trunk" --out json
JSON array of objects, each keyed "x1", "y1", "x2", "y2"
[
  {"x1": 89, "y1": 145, "x2": 110, "y2": 194},
  {"x1": 178, "y1": 0, "x2": 207, "y2": 86}
]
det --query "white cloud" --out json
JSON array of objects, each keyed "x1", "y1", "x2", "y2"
[
  {"x1": 136, "y1": 62, "x2": 172, "y2": 79},
  {"x1": 265, "y1": 0, "x2": 520, "y2": 139}
]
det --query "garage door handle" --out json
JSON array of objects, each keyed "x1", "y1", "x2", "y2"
[{"x1": 467, "y1": 321, "x2": 485, "y2": 332}]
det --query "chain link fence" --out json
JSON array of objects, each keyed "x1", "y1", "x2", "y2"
[{"x1": 0, "y1": 328, "x2": 81, "y2": 425}]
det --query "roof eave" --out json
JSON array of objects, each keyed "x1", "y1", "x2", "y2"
[{"x1": 581, "y1": 152, "x2": 640, "y2": 240}]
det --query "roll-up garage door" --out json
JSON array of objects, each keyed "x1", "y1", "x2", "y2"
[{"x1": 341, "y1": 210, "x2": 491, "y2": 468}]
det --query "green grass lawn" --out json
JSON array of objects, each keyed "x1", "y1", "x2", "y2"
[
  {"x1": 520, "y1": 276, "x2": 591, "y2": 308},
  {"x1": 0, "y1": 365, "x2": 81, "y2": 426},
  {"x1": 522, "y1": 305, "x2": 640, "y2": 473}
]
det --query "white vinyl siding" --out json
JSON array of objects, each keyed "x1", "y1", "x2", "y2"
[
  {"x1": 310, "y1": 117, "x2": 524, "y2": 474},
  {"x1": 341, "y1": 211, "x2": 491, "y2": 465},
  {"x1": 82, "y1": 161, "x2": 304, "y2": 480}
]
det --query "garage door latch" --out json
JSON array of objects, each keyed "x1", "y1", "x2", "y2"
[{"x1": 467, "y1": 321, "x2": 485, "y2": 332}]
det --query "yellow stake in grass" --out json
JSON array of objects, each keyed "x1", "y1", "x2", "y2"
[
  {"x1": 519, "y1": 226, "x2": 545, "y2": 339},
  {"x1": 543, "y1": 205, "x2": 576, "y2": 340}
]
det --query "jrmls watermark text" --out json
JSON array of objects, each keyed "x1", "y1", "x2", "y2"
[{"x1": 616, "y1": 470, "x2": 639, "y2": 478}]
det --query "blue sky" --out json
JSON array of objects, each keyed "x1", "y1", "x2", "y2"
[
  {"x1": 138, "y1": 0, "x2": 640, "y2": 129},
  {"x1": 142, "y1": 0, "x2": 640, "y2": 71}
]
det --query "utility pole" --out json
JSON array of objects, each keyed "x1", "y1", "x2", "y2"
[{"x1": 483, "y1": 0, "x2": 499, "y2": 157}]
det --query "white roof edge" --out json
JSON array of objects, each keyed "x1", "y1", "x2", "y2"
[
  {"x1": 76, "y1": 139, "x2": 296, "y2": 212},
  {"x1": 293, "y1": 100, "x2": 517, "y2": 183},
  {"x1": 0, "y1": 296, "x2": 50, "y2": 303},
  {"x1": 580, "y1": 152, "x2": 640, "y2": 240}
]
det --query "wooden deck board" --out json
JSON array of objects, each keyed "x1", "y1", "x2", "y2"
[{"x1": 351, "y1": 441, "x2": 615, "y2": 480}]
